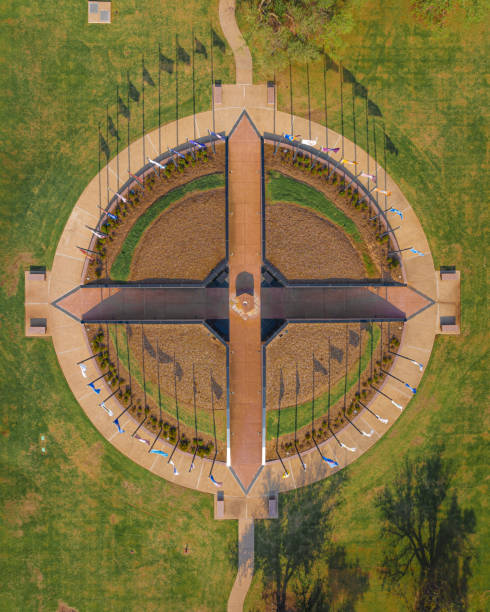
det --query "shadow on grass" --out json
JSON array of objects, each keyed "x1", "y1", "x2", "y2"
[
  {"x1": 253, "y1": 473, "x2": 369, "y2": 611},
  {"x1": 376, "y1": 449, "x2": 476, "y2": 611}
]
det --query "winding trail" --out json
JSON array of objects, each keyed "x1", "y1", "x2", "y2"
[
  {"x1": 219, "y1": 0, "x2": 253, "y2": 85},
  {"x1": 227, "y1": 519, "x2": 255, "y2": 611}
]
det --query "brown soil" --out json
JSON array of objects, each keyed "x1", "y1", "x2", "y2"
[
  {"x1": 264, "y1": 144, "x2": 404, "y2": 283},
  {"x1": 129, "y1": 189, "x2": 225, "y2": 281},
  {"x1": 265, "y1": 320, "x2": 404, "y2": 460},
  {"x1": 266, "y1": 323, "x2": 369, "y2": 409},
  {"x1": 84, "y1": 143, "x2": 226, "y2": 282},
  {"x1": 86, "y1": 323, "x2": 227, "y2": 460},
  {"x1": 266, "y1": 202, "x2": 365, "y2": 280}
]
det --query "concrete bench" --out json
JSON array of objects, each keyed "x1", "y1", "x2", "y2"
[
  {"x1": 216, "y1": 490, "x2": 224, "y2": 518},
  {"x1": 214, "y1": 81, "x2": 222, "y2": 104},
  {"x1": 267, "y1": 81, "x2": 275, "y2": 105},
  {"x1": 28, "y1": 318, "x2": 47, "y2": 335},
  {"x1": 440, "y1": 270, "x2": 459, "y2": 280},
  {"x1": 268, "y1": 493, "x2": 278, "y2": 518}
]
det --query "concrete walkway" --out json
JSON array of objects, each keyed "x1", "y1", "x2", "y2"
[
  {"x1": 219, "y1": 0, "x2": 253, "y2": 85},
  {"x1": 228, "y1": 113, "x2": 263, "y2": 491},
  {"x1": 227, "y1": 519, "x2": 254, "y2": 612}
]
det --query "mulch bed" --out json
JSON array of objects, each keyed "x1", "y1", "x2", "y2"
[
  {"x1": 266, "y1": 321, "x2": 404, "y2": 460},
  {"x1": 129, "y1": 189, "x2": 226, "y2": 281},
  {"x1": 266, "y1": 202, "x2": 365, "y2": 280},
  {"x1": 85, "y1": 323, "x2": 227, "y2": 461}
]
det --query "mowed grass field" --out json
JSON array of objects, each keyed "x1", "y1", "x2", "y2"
[
  {"x1": 0, "y1": 1, "x2": 237, "y2": 610},
  {"x1": 240, "y1": 0, "x2": 489, "y2": 610}
]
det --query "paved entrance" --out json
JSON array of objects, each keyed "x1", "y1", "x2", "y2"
[{"x1": 227, "y1": 113, "x2": 263, "y2": 490}]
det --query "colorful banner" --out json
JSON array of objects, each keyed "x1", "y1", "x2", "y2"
[
  {"x1": 301, "y1": 138, "x2": 317, "y2": 146},
  {"x1": 113, "y1": 418, "x2": 125, "y2": 434},
  {"x1": 134, "y1": 434, "x2": 150, "y2": 445},
  {"x1": 341, "y1": 443, "x2": 357, "y2": 452},
  {"x1": 88, "y1": 382, "x2": 101, "y2": 394},
  {"x1": 409, "y1": 248, "x2": 424, "y2": 256},
  {"x1": 87, "y1": 227, "x2": 108, "y2": 239},
  {"x1": 169, "y1": 459, "x2": 179, "y2": 475},
  {"x1": 388, "y1": 207, "x2": 403, "y2": 220},
  {"x1": 360, "y1": 171, "x2": 376, "y2": 182},
  {"x1": 321, "y1": 146, "x2": 340, "y2": 154},
  {"x1": 104, "y1": 211, "x2": 118, "y2": 221},
  {"x1": 129, "y1": 172, "x2": 145, "y2": 186},
  {"x1": 112, "y1": 190, "x2": 128, "y2": 204},
  {"x1": 341, "y1": 158, "x2": 359, "y2": 166},
  {"x1": 208, "y1": 129, "x2": 225, "y2": 141},
  {"x1": 411, "y1": 360, "x2": 424, "y2": 372},
  {"x1": 392, "y1": 400, "x2": 403, "y2": 410},
  {"x1": 99, "y1": 402, "x2": 113, "y2": 417},
  {"x1": 361, "y1": 429, "x2": 374, "y2": 437},
  {"x1": 282, "y1": 470, "x2": 290, "y2": 479},
  {"x1": 374, "y1": 188, "x2": 391, "y2": 196},
  {"x1": 79, "y1": 364, "x2": 88, "y2": 378},
  {"x1": 376, "y1": 415, "x2": 389, "y2": 424},
  {"x1": 169, "y1": 148, "x2": 186, "y2": 159},
  {"x1": 322, "y1": 456, "x2": 339, "y2": 468},
  {"x1": 209, "y1": 474, "x2": 223, "y2": 487},
  {"x1": 147, "y1": 157, "x2": 166, "y2": 171},
  {"x1": 405, "y1": 383, "x2": 417, "y2": 394},
  {"x1": 188, "y1": 139, "x2": 206, "y2": 149},
  {"x1": 77, "y1": 247, "x2": 94, "y2": 260},
  {"x1": 150, "y1": 449, "x2": 169, "y2": 457}
]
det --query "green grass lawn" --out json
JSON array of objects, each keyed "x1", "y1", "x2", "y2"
[
  {"x1": 111, "y1": 173, "x2": 225, "y2": 280},
  {"x1": 0, "y1": 2, "x2": 237, "y2": 610},
  {"x1": 241, "y1": 0, "x2": 489, "y2": 609},
  {"x1": 1, "y1": 0, "x2": 488, "y2": 609}
]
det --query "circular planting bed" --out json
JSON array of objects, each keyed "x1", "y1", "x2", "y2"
[{"x1": 81, "y1": 139, "x2": 407, "y2": 465}]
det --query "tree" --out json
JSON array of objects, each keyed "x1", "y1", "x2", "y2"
[
  {"x1": 238, "y1": 0, "x2": 357, "y2": 70},
  {"x1": 375, "y1": 452, "x2": 475, "y2": 611},
  {"x1": 255, "y1": 474, "x2": 368, "y2": 610}
]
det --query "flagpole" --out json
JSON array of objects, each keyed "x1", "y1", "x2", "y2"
[
  {"x1": 127, "y1": 71, "x2": 131, "y2": 174},
  {"x1": 370, "y1": 384, "x2": 404, "y2": 410},
  {"x1": 142, "y1": 55, "x2": 146, "y2": 167},
  {"x1": 192, "y1": 30, "x2": 196, "y2": 141},
  {"x1": 175, "y1": 35, "x2": 179, "y2": 146},
  {"x1": 365, "y1": 93, "x2": 370, "y2": 193},
  {"x1": 323, "y1": 50, "x2": 328, "y2": 151},
  {"x1": 328, "y1": 338, "x2": 331, "y2": 429},
  {"x1": 158, "y1": 44, "x2": 161, "y2": 164},
  {"x1": 311, "y1": 352, "x2": 315, "y2": 436},
  {"x1": 340, "y1": 63, "x2": 345, "y2": 160},
  {"x1": 209, "y1": 370, "x2": 218, "y2": 479},
  {"x1": 380, "y1": 369, "x2": 417, "y2": 394},
  {"x1": 343, "y1": 325, "x2": 348, "y2": 414},
  {"x1": 352, "y1": 81, "x2": 357, "y2": 166},
  {"x1": 358, "y1": 323, "x2": 362, "y2": 395},
  {"x1": 275, "y1": 369, "x2": 288, "y2": 476},
  {"x1": 168, "y1": 352, "x2": 181, "y2": 466},
  {"x1": 389, "y1": 351, "x2": 424, "y2": 371},
  {"x1": 289, "y1": 62, "x2": 293, "y2": 137},
  {"x1": 189, "y1": 364, "x2": 199, "y2": 472},
  {"x1": 77, "y1": 351, "x2": 103, "y2": 365},
  {"x1": 307, "y1": 62, "x2": 311, "y2": 141},
  {"x1": 294, "y1": 364, "x2": 306, "y2": 470},
  {"x1": 97, "y1": 123, "x2": 102, "y2": 221},
  {"x1": 106, "y1": 104, "x2": 110, "y2": 208},
  {"x1": 116, "y1": 86, "x2": 120, "y2": 189},
  {"x1": 210, "y1": 23, "x2": 216, "y2": 153}
]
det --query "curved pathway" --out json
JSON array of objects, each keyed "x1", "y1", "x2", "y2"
[
  {"x1": 219, "y1": 0, "x2": 253, "y2": 85},
  {"x1": 45, "y1": 103, "x2": 438, "y2": 497}
]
